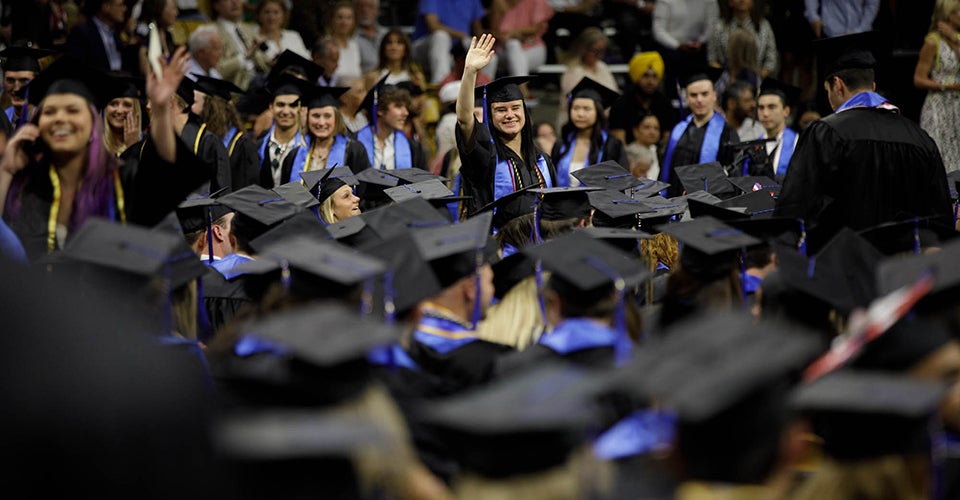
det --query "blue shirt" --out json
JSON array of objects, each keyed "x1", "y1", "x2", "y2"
[
  {"x1": 412, "y1": 0, "x2": 485, "y2": 41},
  {"x1": 804, "y1": 0, "x2": 880, "y2": 37},
  {"x1": 92, "y1": 16, "x2": 122, "y2": 71}
]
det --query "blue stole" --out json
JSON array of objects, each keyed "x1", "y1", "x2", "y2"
[
  {"x1": 356, "y1": 126, "x2": 412, "y2": 169},
  {"x1": 234, "y1": 335, "x2": 289, "y2": 357},
  {"x1": 257, "y1": 125, "x2": 305, "y2": 164},
  {"x1": 413, "y1": 310, "x2": 478, "y2": 355},
  {"x1": 367, "y1": 343, "x2": 420, "y2": 371},
  {"x1": 222, "y1": 126, "x2": 237, "y2": 150},
  {"x1": 743, "y1": 128, "x2": 798, "y2": 177},
  {"x1": 538, "y1": 318, "x2": 621, "y2": 355},
  {"x1": 287, "y1": 134, "x2": 349, "y2": 183},
  {"x1": 0, "y1": 217, "x2": 26, "y2": 263},
  {"x1": 592, "y1": 409, "x2": 677, "y2": 460},
  {"x1": 836, "y1": 91, "x2": 899, "y2": 113},
  {"x1": 661, "y1": 111, "x2": 726, "y2": 192},
  {"x1": 211, "y1": 253, "x2": 254, "y2": 280},
  {"x1": 4, "y1": 106, "x2": 15, "y2": 125},
  {"x1": 493, "y1": 153, "x2": 554, "y2": 201},
  {"x1": 742, "y1": 272, "x2": 763, "y2": 294},
  {"x1": 555, "y1": 131, "x2": 607, "y2": 187}
]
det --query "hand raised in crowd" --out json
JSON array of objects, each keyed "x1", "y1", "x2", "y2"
[
  {"x1": 146, "y1": 45, "x2": 191, "y2": 109},
  {"x1": 123, "y1": 111, "x2": 140, "y2": 149},
  {"x1": 1, "y1": 124, "x2": 41, "y2": 176},
  {"x1": 465, "y1": 34, "x2": 496, "y2": 74}
]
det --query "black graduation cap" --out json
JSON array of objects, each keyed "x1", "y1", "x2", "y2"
[
  {"x1": 215, "y1": 409, "x2": 385, "y2": 498},
  {"x1": 272, "y1": 181, "x2": 320, "y2": 209},
  {"x1": 575, "y1": 226, "x2": 653, "y2": 255},
  {"x1": 571, "y1": 160, "x2": 646, "y2": 192},
  {"x1": 656, "y1": 216, "x2": 760, "y2": 280},
  {"x1": 0, "y1": 46, "x2": 56, "y2": 73},
  {"x1": 758, "y1": 78, "x2": 801, "y2": 107},
  {"x1": 238, "y1": 234, "x2": 386, "y2": 294},
  {"x1": 176, "y1": 189, "x2": 232, "y2": 234},
  {"x1": 218, "y1": 185, "x2": 303, "y2": 227},
  {"x1": 175, "y1": 75, "x2": 197, "y2": 106},
  {"x1": 395, "y1": 80, "x2": 424, "y2": 96},
  {"x1": 354, "y1": 168, "x2": 399, "y2": 207},
  {"x1": 360, "y1": 232, "x2": 442, "y2": 314},
  {"x1": 361, "y1": 197, "x2": 450, "y2": 241},
  {"x1": 776, "y1": 228, "x2": 882, "y2": 313},
  {"x1": 686, "y1": 197, "x2": 747, "y2": 221},
  {"x1": 59, "y1": 218, "x2": 206, "y2": 289},
  {"x1": 525, "y1": 231, "x2": 651, "y2": 295},
  {"x1": 479, "y1": 75, "x2": 536, "y2": 104},
  {"x1": 813, "y1": 31, "x2": 880, "y2": 82},
  {"x1": 26, "y1": 55, "x2": 114, "y2": 108},
  {"x1": 875, "y1": 236, "x2": 960, "y2": 314},
  {"x1": 725, "y1": 217, "x2": 805, "y2": 245},
  {"x1": 674, "y1": 162, "x2": 736, "y2": 197},
  {"x1": 412, "y1": 212, "x2": 495, "y2": 288},
  {"x1": 790, "y1": 371, "x2": 945, "y2": 460},
  {"x1": 567, "y1": 76, "x2": 620, "y2": 109},
  {"x1": 108, "y1": 73, "x2": 145, "y2": 99},
  {"x1": 384, "y1": 179, "x2": 454, "y2": 203},
  {"x1": 532, "y1": 186, "x2": 600, "y2": 222},
  {"x1": 359, "y1": 74, "x2": 394, "y2": 123},
  {"x1": 850, "y1": 316, "x2": 955, "y2": 372},
  {"x1": 264, "y1": 49, "x2": 325, "y2": 86},
  {"x1": 300, "y1": 167, "x2": 358, "y2": 204},
  {"x1": 681, "y1": 66, "x2": 724, "y2": 88},
  {"x1": 628, "y1": 179, "x2": 673, "y2": 199},
  {"x1": 491, "y1": 251, "x2": 536, "y2": 300},
  {"x1": 474, "y1": 182, "x2": 544, "y2": 230},
  {"x1": 235, "y1": 85, "x2": 273, "y2": 116},
  {"x1": 192, "y1": 75, "x2": 244, "y2": 100},
  {"x1": 856, "y1": 216, "x2": 952, "y2": 257},
  {"x1": 302, "y1": 85, "x2": 350, "y2": 109},
  {"x1": 248, "y1": 210, "x2": 329, "y2": 252},
  {"x1": 381, "y1": 167, "x2": 446, "y2": 185},
  {"x1": 587, "y1": 189, "x2": 657, "y2": 224},
  {"x1": 714, "y1": 190, "x2": 776, "y2": 217},
  {"x1": 726, "y1": 175, "x2": 781, "y2": 196},
  {"x1": 266, "y1": 72, "x2": 313, "y2": 99}
]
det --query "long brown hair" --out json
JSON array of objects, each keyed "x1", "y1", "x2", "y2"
[
  {"x1": 200, "y1": 95, "x2": 244, "y2": 137},
  {"x1": 377, "y1": 29, "x2": 416, "y2": 73}
]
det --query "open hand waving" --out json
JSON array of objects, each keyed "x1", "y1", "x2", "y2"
[{"x1": 465, "y1": 34, "x2": 496, "y2": 74}]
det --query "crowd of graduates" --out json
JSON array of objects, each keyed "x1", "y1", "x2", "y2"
[{"x1": 4, "y1": 1, "x2": 960, "y2": 500}]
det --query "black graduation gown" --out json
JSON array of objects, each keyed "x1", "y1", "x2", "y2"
[
  {"x1": 181, "y1": 119, "x2": 232, "y2": 194},
  {"x1": 456, "y1": 117, "x2": 558, "y2": 216},
  {"x1": 6, "y1": 138, "x2": 210, "y2": 262},
  {"x1": 278, "y1": 137, "x2": 373, "y2": 185},
  {"x1": 495, "y1": 344, "x2": 616, "y2": 378},
  {"x1": 225, "y1": 130, "x2": 261, "y2": 192},
  {"x1": 775, "y1": 107, "x2": 953, "y2": 243},
  {"x1": 407, "y1": 339, "x2": 513, "y2": 395},
  {"x1": 664, "y1": 121, "x2": 739, "y2": 198},
  {"x1": 201, "y1": 267, "x2": 255, "y2": 336}
]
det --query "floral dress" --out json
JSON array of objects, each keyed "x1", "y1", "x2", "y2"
[{"x1": 920, "y1": 34, "x2": 960, "y2": 173}]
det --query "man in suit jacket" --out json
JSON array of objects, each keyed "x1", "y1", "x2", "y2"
[
  {"x1": 208, "y1": 0, "x2": 256, "y2": 90},
  {"x1": 66, "y1": 0, "x2": 133, "y2": 73}
]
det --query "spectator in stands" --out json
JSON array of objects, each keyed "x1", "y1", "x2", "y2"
[
  {"x1": 186, "y1": 25, "x2": 225, "y2": 79},
  {"x1": 652, "y1": 0, "x2": 719, "y2": 97},
  {"x1": 722, "y1": 79, "x2": 763, "y2": 141},
  {"x1": 491, "y1": 0, "x2": 554, "y2": 79},
  {"x1": 326, "y1": 1, "x2": 363, "y2": 87},
  {"x1": 136, "y1": 0, "x2": 179, "y2": 77},
  {"x1": 713, "y1": 27, "x2": 761, "y2": 99},
  {"x1": 607, "y1": 0, "x2": 657, "y2": 59},
  {"x1": 287, "y1": 0, "x2": 326, "y2": 48},
  {"x1": 628, "y1": 111, "x2": 661, "y2": 180},
  {"x1": 558, "y1": 27, "x2": 619, "y2": 129},
  {"x1": 543, "y1": 0, "x2": 601, "y2": 62},
  {"x1": 794, "y1": 100, "x2": 821, "y2": 130},
  {"x1": 66, "y1": 0, "x2": 136, "y2": 73},
  {"x1": 209, "y1": 0, "x2": 256, "y2": 90},
  {"x1": 626, "y1": 141, "x2": 658, "y2": 179},
  {"x1": 362, "y1": 29, "x2": 426, "y2": 89},
  {"x1": 355, "y1": 0, "x2": 388, "y2": 74},
  {"x1": 805, "y1": 0, "x2": 880, "y2": 38},
  {"x1": 9, "y1": 0, "x2": 79, "y2": 49},
  {"x1": 915, "y1": 0, "x2": 960, "y2": 174},
  {"x1": 610, "y1": 51, "x2": 678, "y2": 145},
  {"x1": 708, "y1": 0, "x2": 778, "y2": 79},
  {"x1": 412, "y1": 0, "x2": 490, "y2": 84},
  {"x1": 536, "y1": 121, "x2": 558, "y2": 156},
  {"x1": 313, "y1": 36, "x2": 340, "y2": 86},
  {"x1": 251, "y1": 0, "x2": 310, "y2": 78},
  {"x1": 438, "y1": 42, "x2": 492, "y2": 88},
  {"x1": 770, "y1": 0, "x2": 816, "y2": 103}
]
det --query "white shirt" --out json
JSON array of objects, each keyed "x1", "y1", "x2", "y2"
[
  {"x1": 268, "y1": 129, "x2": 299, "y2": 186},
  {"x1": 568, "y1": 161, "x2": 585, "y2": 186},
  {"x1": 218, "y1": 19, "x2": 255, "y2": 72},
  {"x1": 652, "y1": 0, "x2": 719, "y2": 49},
  {"x1": 255, "y1": 28, "x2": 311, "y2": 61},
  {"x1": 333, "y1": 38, "x2": 363, "y2": 87},
  {"x1": 645, "y1": 144, "x2": 660, "y2": 181},
  {"x1": 738, "y1": 118, "x2": 765, "y2": 145},
  {"x1": 373, "y1": 131, "x2": 396, "y2": 170},
  {"x1": 185, "y1": 59, "x2": 223, "y2": 79}
]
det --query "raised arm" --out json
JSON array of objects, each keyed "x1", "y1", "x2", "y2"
[
  {"x1": 146, "y1": 46, "x2": 191, "y2": 164},
  {"x1": 456, "y1": 34, "x2": 496, "y2": 145}
]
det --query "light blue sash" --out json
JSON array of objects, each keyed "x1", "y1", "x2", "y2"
[
  {"x1": 661, "y1": 112, "x2": 725, "y2": 193},
  {"x1": 356, "y1": 126, "x2": 413, "y2": 169},
  {"x1": 556, "y1": 130, "x2": 607, "y2": 187},
  {"x1": 538, "y1": 318, "x2": 621, "y2": 354},
  {"x1": 211, "y1": 253, "x2": 254, "y2": 280},
  {"x1": 257, "y1": 125, "x2": 305, "y2": 164},
  {"x1": 413, "y1": 314, "x2": 478, "y2": 355},
  {"x1": 287, "y1": 134, "x2": 349, "y2": 183},
  {"x1": 493, "y1": 153, "x2": 554, "y2": 201}
]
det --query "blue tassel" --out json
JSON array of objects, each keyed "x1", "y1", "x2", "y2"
[
  {"x1": 535, "y1": 259, "x2": 547, "y2": 328},
  {"x1": 798, "y1": 219, "x2": 807, "y2": 257}
]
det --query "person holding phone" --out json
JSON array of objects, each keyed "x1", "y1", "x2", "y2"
[{"x1": 0, "y1": 48, "x2": 212, "y2": 261}]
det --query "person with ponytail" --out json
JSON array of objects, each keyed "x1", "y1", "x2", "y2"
[
  {"x1": 551, "y1": 76, "x2": 627, "y2": 186},
  {"x1": 0, "y1": 48, "x2": 211, "y2": 262}
]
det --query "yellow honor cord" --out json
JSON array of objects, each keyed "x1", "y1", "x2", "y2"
[
  {"x1": 227, "y1": 130, "x2": 243, "y2": 156},
  {"x1": 113, "y1": 169, "x2": 126, "y2": 224},
  {"x1": 47, "y1": 166, "x2": 61, "y2": 254},
  {"x1": 194, "y1": 123, "x2": 207, "y2": 154}
]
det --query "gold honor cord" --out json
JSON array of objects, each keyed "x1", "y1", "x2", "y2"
[
  {"x1": 228, "y1": 130, "x2": 243, "y2": 156},
  {"x1": 194, "y1": 123, "x2": 207, "y2": 154},
  {"x1": 113, "y1": 169, "x2": 126, "y2": 224},
  {"x1": 46, "y1": 166, "x2": 61, "y2": 254}
]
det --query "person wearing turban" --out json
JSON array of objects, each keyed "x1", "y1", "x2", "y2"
[{"x1": 609, "y1": 51, "x2": 678, "y2": 146}]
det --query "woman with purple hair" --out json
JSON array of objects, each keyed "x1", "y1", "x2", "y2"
[{"x1": 0, "y1": 47, "x2": 212, "y2": 261}]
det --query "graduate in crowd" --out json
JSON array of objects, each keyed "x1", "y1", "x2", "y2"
[
  {"x1": 355, "y1": 76, "x2": 428, "y2": 171},
  {"x1": 101, "y1": 75, "x2": 143, "y2": 158},
  {"x1": 256, "y1": 73, "x2": 310, "y2": 188},
  {"x1": 660, "y1": 67, "x2": 740, "y2": 198},
  {"x1": 775, "y1": 32, "x2": 953, "y2": 240},
  {"x1": 752, "y1": 78, "x2": 801, "y2": 180},
  {"x1": 551, "y1": 76, "x2": 629, "y2": 186},
  {"x1": 301, "y1": 166, "x2": 362, "y2": 225},
  {"x1": 175, "y1": 192, "x2": 235, "y2": 262},
  {"x1": 191, "y1": 75, "x2": 260, "y2": 192},
  {"x1": 0, "y1": 47, "x2": 55, "y2": 134},
  {"x1": 455, "y1": 34, "x2": 556, "y2": 215},
  {"x1": 283, "y1": 85, "x2": 371, "y2": 183},
  {"x1": 0, "y1": 49, "x2": 211, "y2": 261}
]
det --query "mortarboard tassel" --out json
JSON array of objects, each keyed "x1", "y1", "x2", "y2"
[
  {"x1": 206, "y1": 206, "x2": 215, "y2": 264},
  {"x1": 383, "y1": 270, "x2": 396, "y2": 325},
  {"x1": 279, "y1": 259, "x2": 291, "y2": 290}
]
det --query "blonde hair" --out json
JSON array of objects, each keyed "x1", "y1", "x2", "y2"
[
  {"x1": 453, "y1": 447, "x2": 613, "y2": 500},
  {"x1": 642, "y1": 232, "x2": 679, "y2": 270},
  {"x1": 791, "y1": 455, "x2": 931, "y2": 500},
  {"x1": 475, "y1": 274, "x2": 546, "y2": 350},
  {"x1": 564, "y1": 27, "x2": 608, "y2": 65},
  {"x1": 102, "y1": 98, "x2": 142, "y2": 156},
  {"x1": 319, "y1": 194, "x2": 338, "y2": 224},
  {"x1": 931, "y1": 0, "x2": 960, "y2": 31}
]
